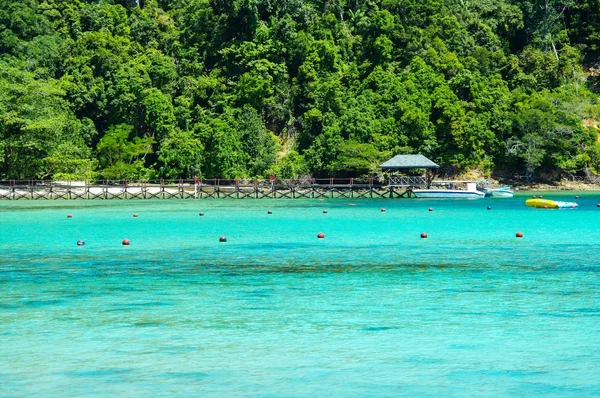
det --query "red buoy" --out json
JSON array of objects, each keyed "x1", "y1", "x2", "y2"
[
  {"x1": 122, "y1": 239, "x2": 130, "y2": 245},
  {"x1": 381, "y1": 208, "x2": 386, "y2": 213},
  {"x1": 219, "y1": 236, "x2": 227, "y2": 242},
  {"x1": 67, "y1": 213, "x2": 72, "y2": 218},
  {"x1": 516, "y1": 232, "x2": 523, "y2": 238},
  {"x1": 420, "y1": 232, "x2": 428, "y2": 239},
  {"x1": 317, "y1": 232, "x2": 325, "y2": 239},
  {"x1": 133, "y1": 213, "x2": 138, "y2": 218},
  {"x1": 428, "y1": 207, "x2": 433, "y2": 212}
]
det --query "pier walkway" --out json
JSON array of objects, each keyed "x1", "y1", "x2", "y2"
[{"x1": 0, "y1": 178, "x2": 423, "y2": 200}]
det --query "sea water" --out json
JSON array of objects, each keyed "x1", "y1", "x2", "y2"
[{"x1": 1, "y1": 194, "x2": 599, "y2": 396}]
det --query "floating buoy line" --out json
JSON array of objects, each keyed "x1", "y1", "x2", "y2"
[{"x1": 66, "y1": 203, "x2": 596, "y2": 247}]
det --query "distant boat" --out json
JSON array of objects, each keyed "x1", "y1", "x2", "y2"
[
  {"x1": 485, "y1": 186, "x2": 514, "y2": 198},
  {"x1": 413, "y1": 181, "x2": 486, "y2": 199}
]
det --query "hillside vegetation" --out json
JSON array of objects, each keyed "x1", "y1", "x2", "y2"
[{"x1": 2, "y1": 0, "x2": 600, "y2": 181}]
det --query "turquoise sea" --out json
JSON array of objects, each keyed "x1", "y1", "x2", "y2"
[{"x1": 1, "y1": 193, "x2": 600, "y2": 396}]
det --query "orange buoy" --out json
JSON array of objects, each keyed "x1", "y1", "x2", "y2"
[
  {"x1": 67, "y1": 213, "x2": 72, "y2": 218},
  {"x1": 323, "y1": 209, "x2": 328, "y2": 214},
  {"x1": 122, "y1": 239, "x2": 130, "y2": 245},
  {"x1": 420, "y1": 232, "x2": 428, "y2": 239},
  {"x1": 428, "y1": 207, "x2": 433, "y2": 212},
  {"x1": 133, "y1": 213, "x2": 138, "y2": 218},
  {"x1": 317, "y1": 232, "x2": 325, "y2": 239},
  {"x1": 516, "y1": 232, "x2": 523, "y2": 238},
  {"x1": 219, "y1": 236, "x2": 227, "y2": 242},
  {"x1": 381, "y1": 208, "x2": 386, "y2": 213}
]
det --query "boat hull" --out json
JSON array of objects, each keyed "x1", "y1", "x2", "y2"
[{"x1": 412, "y1": 189, "x2": 486, "y2": 199}]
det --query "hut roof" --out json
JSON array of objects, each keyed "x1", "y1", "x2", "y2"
[{"x1": 380, "y1": 154, "x2": 439, "y2": 169}]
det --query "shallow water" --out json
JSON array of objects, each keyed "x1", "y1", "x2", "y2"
[{"x1": 1, "y1": 194, "x2": 600, "y2": 396}]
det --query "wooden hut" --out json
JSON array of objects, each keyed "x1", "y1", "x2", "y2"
[{"x1": 380, "y1": 154, "x2": 439, "y2": 188}]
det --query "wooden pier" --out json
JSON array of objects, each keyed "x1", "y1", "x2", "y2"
[{"x1": 0, "y1": 178, "x2": 422, "y2": 200}]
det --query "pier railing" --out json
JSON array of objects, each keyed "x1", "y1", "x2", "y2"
[
  {"x1": 0, "y1": 178, "x2": 417, "y2": 200},
  {"x1": 388, "y1": 176, "x2": 427, "y2": 186},
  {"x1": 0, "y1": 178, "x2": 380, "y2": 188}
]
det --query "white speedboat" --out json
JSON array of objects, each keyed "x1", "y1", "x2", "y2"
[
  {"x1": 412, "y1": 182, "x2": 486, "y2": 199},
  {"x1": 485, "y1": 186, "x2": 514, "y2": 198}
]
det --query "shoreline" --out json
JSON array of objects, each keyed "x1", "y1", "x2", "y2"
[
  {"x1": 0, "y1": 182, "x2": 600, "y2": 201},
  {"x1": 514, "y1": 181, "x2": 600, "y2": 192},
  {"x1": 1, "y1": 180, "x2": 599, "y2": 200}
]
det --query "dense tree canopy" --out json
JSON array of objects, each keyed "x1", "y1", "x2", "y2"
[{"x1": 1, "y1": 0, "x2": 600, "y2": 181}]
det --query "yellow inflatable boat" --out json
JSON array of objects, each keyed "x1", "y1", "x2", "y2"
[{"x1": 525, "y1": 199, "x2": 579, "y2": 209}]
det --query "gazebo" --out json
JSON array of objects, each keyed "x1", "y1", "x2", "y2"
[{"x1": 380, "y1": 154, "x2": 439, "y2": 187}]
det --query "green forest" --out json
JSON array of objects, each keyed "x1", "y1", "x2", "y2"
[{"x1": 2, "y1": 0, "x2": 600, "y2": 182}]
